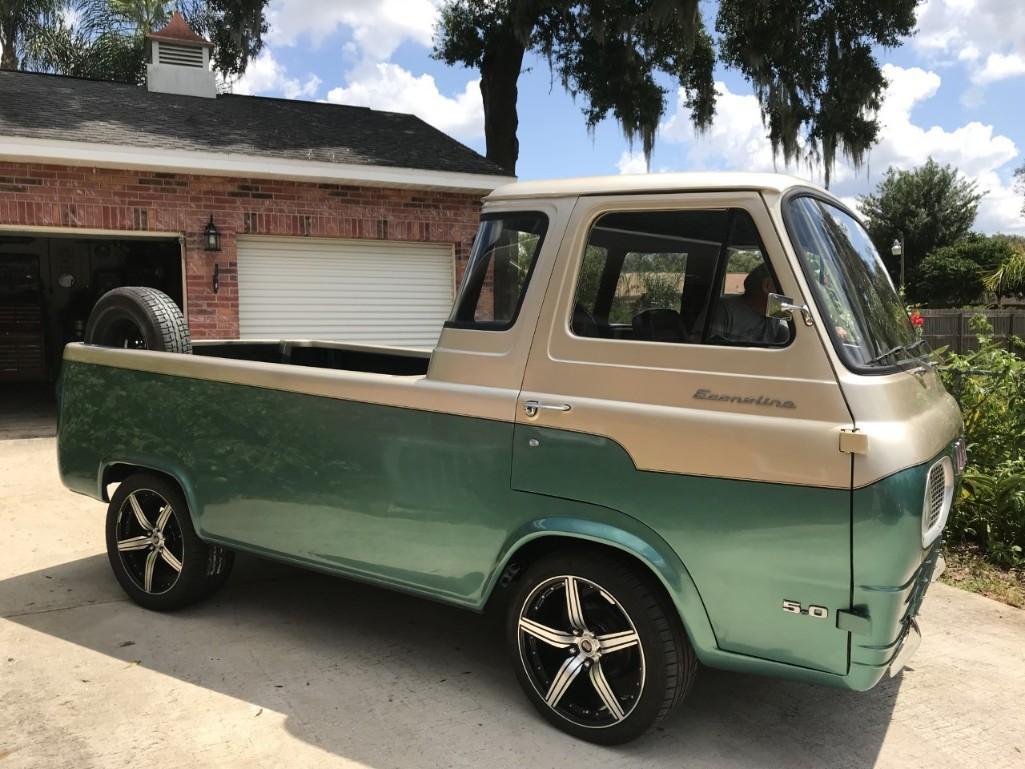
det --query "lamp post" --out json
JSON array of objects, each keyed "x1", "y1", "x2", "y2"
[{"x1": 891, "y1": 237, "x2": 905, "y2": 296}]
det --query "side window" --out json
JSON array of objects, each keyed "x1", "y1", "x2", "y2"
[
  {"x1": 571, "y1": 208, "x2": 791, "y2": 347},
  {"x1": 448, "y1": 212, "x2": 548, "y2": 330}
]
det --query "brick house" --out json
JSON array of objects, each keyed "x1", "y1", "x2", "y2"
[{"x1": 0, "y1": 14, "x2": 511, "y2": 401}]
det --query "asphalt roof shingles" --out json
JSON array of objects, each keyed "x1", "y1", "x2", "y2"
[{"x1": 0, "y1": 70, "x2": 508, "y2": 178}]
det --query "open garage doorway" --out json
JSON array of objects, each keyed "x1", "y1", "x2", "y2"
[{"x1": 0, "y1": 232, "x2": 182, "y2": 439}]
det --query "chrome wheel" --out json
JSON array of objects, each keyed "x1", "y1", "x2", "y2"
[
  {"x1": 517, "y1": 575, "x2": 645, "y2": 728},
  {"x1": 114, "y1": 489, "x2": 184, "y2": 595}
]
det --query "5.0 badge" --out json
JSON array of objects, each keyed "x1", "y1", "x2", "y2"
[{"x1": 782, "y1": 600, "x2": 829, "y2": 619}]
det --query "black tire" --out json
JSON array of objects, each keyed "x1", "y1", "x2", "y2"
[
  {"x1": 85, "y1": 286, "x2": 191, "y2": 353},
  {"x1": 506, "y1": 550, "x2": 696, "y2": 745},
  {"x1": 105, "y1": 473, "x2": 234, "y2": 611}
]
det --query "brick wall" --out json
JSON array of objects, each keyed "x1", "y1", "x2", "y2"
[{"x1": 0, "y1": 161, "x2": 483, "y2": 338}]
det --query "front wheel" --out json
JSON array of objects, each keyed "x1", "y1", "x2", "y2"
[
  {"x1": 506, "y1": 550, "x2": 696, "y2": 744},
  {"x1": 105, "y1": 473, "x2": 233, "y2": 611}
]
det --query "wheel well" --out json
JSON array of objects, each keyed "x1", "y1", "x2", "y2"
[
  {"x1": 101, "y1": 463, "x2": 183, "y2": 502},
  {"x1": 487, "y1": 535, "x2": 682, "y2": 625}
]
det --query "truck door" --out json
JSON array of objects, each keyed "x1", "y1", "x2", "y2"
[{"x1": 510, "y1": 192, "x2": 855, "y2": 675}]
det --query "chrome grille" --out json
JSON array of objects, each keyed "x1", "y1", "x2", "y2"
[
  {"x1": 922, "y1": 456, "x2": 953, "y2": 547},
  {"x1": 926, "y1": 463, "x2": 945, "y2": 529}
]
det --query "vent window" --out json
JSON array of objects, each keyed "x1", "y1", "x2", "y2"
[{"x1": 158, "y1": 43, "x2": 204, "y2": 68}]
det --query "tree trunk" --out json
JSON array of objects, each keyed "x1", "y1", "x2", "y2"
[
  {"x1": 479, "y1": 34, "x2": 525, "y2": 176},
  {"x1": 0, "y1": 17, "x2": 19, "y2": 70}
]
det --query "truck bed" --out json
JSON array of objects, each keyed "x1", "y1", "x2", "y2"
[{"x1": 192, "y1": 339, "x2": 431, "y2": 376}]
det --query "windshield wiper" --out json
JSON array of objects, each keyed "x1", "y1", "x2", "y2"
[
  {"x1": 903, "y1": 338, "x2": 928, "y2": 358},
  {"x1": 866, "y1": 345, "x2": 904, "y2": 365},
  {"x1": 866, "y1": 338, "x2": 929, "y2": 367}
]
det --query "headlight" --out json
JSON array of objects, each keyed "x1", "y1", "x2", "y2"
[{"x1": 954, "y1": 437, "x2": 967, "y2": 474}]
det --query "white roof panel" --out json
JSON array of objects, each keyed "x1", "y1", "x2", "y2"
[{"x1": 486, "y1": 172, "x2": 824, "y2": 201}]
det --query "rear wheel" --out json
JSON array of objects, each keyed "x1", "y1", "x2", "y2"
[
  {"x1": 506, "y1": 550, "x2": 696, "y2": 744},
  {"x1": 105, "y1": 473, "x2": 233, "y2": 610}
]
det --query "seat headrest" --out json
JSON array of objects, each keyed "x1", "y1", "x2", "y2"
[{"x1": 632, "y1": 309, "x2": 684, "y2": 342}]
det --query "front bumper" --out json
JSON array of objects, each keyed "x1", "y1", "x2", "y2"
[
  {"x1": 886, "y1": 553, "x2": 944, "y2": 678},
  {"x1": 846, "y1": 543, "x2": 944, "y2": 689},
  {"x1": 887, "y1": 618, "x2": 921, "y2": 678}
]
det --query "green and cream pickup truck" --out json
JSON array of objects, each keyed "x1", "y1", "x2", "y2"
[{"x1": 58, "y1": 173, "x2": 965, "y2": 744}]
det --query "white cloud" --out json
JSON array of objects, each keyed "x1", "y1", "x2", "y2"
[
  {"x1": 232, "y1": 50, "x2": 321, "y2": 99},
  {"x1": 655, "y1": 64, "x2": 1024, "y2": 233},
  {"x1": 251, "y1": 0, "x2": 482, "y2": 140},
  {"x1": 973, "y1": 53, "x2": 1025, "y2": 84},
  {"x1": 662, "y1": 81, "x2": 802, "y2": 176},
  {"x1": 973, "y1": 170, "x2": 1025, "y2": 233},
  {"x1": 616, "y1": 150, "x2": 649, "y2": 174},
  {"x1": 958, "y1": 45, "x2": 980, "y2": 63},
  {"x1": 914, "y1": 0, "x2": 1025, "y2": 87},
  {"x1": 230, "y1": 5, "x2": 483, "y2": 143},
  {"x1": 326, "y1": 63, "x2": 483, "y2": 139},
  {"x1": 855, "y1": 65, "x2": 1017, "y2": 186},
  {"x1": 265, "y1": 0, "x2": 440, "y2": 61}
]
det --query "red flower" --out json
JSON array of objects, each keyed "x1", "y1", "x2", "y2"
[{"x1": 909, "y1": 311, "x2": 924, "y2": 328}]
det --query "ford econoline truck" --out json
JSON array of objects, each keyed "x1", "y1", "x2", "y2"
[{"x1": 57, "y1": 173, "x2": 965, "y2": 744}]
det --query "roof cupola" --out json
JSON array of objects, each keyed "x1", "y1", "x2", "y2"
[{"x1": 145, "y1": 12, "x2": 216, "y2": 98}]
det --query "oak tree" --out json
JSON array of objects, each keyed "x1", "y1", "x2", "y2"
[{"x1": 434, "y1": 0, "x2": 917, "y2": 178}]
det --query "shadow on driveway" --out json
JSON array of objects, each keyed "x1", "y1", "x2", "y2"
[{"x1": 1, "y1": 553, "x2": 900, "y2": 768}]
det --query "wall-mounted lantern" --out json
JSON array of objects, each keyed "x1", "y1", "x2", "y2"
[{"x1": 204, "y1": 215, "x2": 221, "y2": 252}]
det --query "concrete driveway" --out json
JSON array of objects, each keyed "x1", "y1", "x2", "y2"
[{"x1": 2, "y1": 437, "x2": 1024, "y2": 769}]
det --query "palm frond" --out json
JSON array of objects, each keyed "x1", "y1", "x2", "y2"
[{"x1": 984, "y1": 248, "x2": 1025, "y2": 296}]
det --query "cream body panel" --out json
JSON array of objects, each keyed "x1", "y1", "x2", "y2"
[
  {"x1": 839, "y1": 366, "x2": 963, "y2": 488},
  {"x1": 760, "y1": 189, "x2": 965, "y2": 488},
  {"x1": 517, "y1": 191, "x2": 853, "y2": 489},
  {"x1": 427, "y1": 200, "x2": 571, "y2": 393}
]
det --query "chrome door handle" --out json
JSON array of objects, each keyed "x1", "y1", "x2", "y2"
[{"x1": 523, "y1": 400, "x2": 572, "y2": 418}]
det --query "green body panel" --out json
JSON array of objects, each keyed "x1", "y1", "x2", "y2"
[
  {"x1": 58, "y1": 363, "x2": 699, "y2": 609},
  {"x1": 847, "y1": 445, "x2": 956, "y2": 688},
  {"x1": 511, "y1": 423, "x2": 852, "y2": 675},
  {"x1": 58, "y1": 359, "x2": 950, "y2": 692},
  {"x1": 61, "y1": 361, "x2": 518, "y2": 605}
]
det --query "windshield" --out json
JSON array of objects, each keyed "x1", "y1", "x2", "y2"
[{"x1": 787, "y1": 196, "x2": 923, "y2": 372}]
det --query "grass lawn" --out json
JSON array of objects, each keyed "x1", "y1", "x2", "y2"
[{"x1": 942, "y1": 545, "x2": 1025, "y2": 608}]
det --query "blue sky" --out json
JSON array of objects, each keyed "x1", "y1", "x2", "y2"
[{"x1": 234, "y1": 0, "x2": 1025, "y2": 234}]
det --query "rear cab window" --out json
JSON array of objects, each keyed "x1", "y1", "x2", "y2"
[
  {"x1": 447, "y1": 212, "x2": 548, "y2": 331},
  {"x1": 571, "y1": 208, "x2": 791, "y2": 348}
]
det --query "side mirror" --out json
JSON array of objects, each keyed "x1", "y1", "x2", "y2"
[{"x1": 766, "y1": 293, "x2": 814, "y2": 327}]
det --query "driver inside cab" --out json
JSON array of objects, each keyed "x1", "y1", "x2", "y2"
[{"x1": 708, "y1": 264, "x2": 790, "y2": 346}]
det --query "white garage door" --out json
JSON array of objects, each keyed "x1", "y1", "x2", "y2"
[{"x1": 237, "y1": 237, "x2": 455, "y2": 347}]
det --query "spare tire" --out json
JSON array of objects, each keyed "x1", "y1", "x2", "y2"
[{"x1": 85, "y1": 287, "x2": 192, "y2": 354}]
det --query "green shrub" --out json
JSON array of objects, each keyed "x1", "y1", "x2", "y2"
[
  {"x1": 940, "y1": 317, "x2": 1025, "y2": 567},
  {"x1": 916, "y1": 250, "x2": 985, "y2": 306},
  {"x1": 954, "y1": 461, "x2": 1025, "y2": 568}
]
